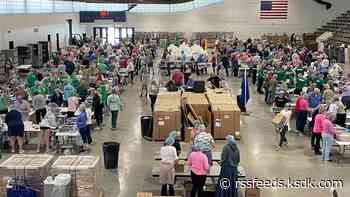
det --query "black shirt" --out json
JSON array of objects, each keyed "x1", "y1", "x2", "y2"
[{"x1": 274, "y1": 96, "x2": 289, "y2": 108}]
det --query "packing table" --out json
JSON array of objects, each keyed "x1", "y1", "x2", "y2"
[
  {"x1": 151, "y1": 161, "x2": 246, "y2": 179},
  {"x1": 154, "y1": 151, "x2": 221, "y2": 162},
  {"x1": 334, "y1": 140, "x2": 350, "y2": 163}
]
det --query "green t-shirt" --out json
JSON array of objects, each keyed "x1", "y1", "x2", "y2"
[
  {"x1": 99, "y1": 63, "x2": 109, "y2": 74},
  {"x1": 26, "y1": 72, "x2": 37, "y2": 88},
  {"x1": 294, "y1": 67, "x2": 305, "y2": 76},
  {"x1": 258, "y1": 68, "x2": 267, "y2": 80},
  {"x1": 98, "y1": 85, "x2": 108, "y2": 105},
  {"x1": 275, "y1": 69, "x2": 286, "y2": 81},
  {"x1": 0, "y1": 97, "x2": 8, "y2": 111},
  {"x1": 296, "y1": 77, "x2": 308, "y2": 90}
]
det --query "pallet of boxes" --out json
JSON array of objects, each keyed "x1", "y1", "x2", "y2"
[
  {"x1": 0, "y1": 154, "x2": 54, "y2": 197},
  {"x1": 50, "y1": 155, "x2": 102, "y2": 197},
  {"x1": 206, "y1": 89, "x2": 241, "y2": 140},
  {"x1": 153, "y1": 92, "x2": 182, "y2": 141}
]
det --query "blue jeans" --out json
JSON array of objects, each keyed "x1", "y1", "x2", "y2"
[
  {"x1": 79, "y1": 126, "x2": 92, "y2": 144},
  {"x1": 322, "y1": 133, "x2": 333, "y2": 161},
  {"x1": 111, "y1": 111, "x2": 119, "y2": 129}
]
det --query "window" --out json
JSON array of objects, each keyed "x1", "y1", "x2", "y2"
[{"x1": 27, "y1": 0, "x2": 53, "y2": 13}]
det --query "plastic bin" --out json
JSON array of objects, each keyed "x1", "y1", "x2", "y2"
[
  {"x1": 141, "y1": 116, "x2": 153, "y2": 140},
  {"x1": 103, "y1": 142, "x2": 120, "y2": 169}
]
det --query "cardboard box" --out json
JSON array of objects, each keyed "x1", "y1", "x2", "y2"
[
  {"x1": 183, "y1": 92, "x2": 211, "y2": 131},
  {"x1": 50, "y1": 156, "x2": 100, "y2": 197},
  {"x1": 245, "y1": 188, "x2": 260, "y2": 197},
  {"x1": 184, "y1": 127, "x2": 193, "y2": 143},
  {"x1": 272, "y1": 113, "x2": 286, "y2": 125},
  {"x1": 0, "y1": 154, "x2": 54, "y2": 197},
  {"x1": 153, "y1": 92, "x2": 182, "y2": 141},
  {"x1": 211, "y1": 104, "x2": 240, "y2": 139},
  {"x1": 136, "y1": 192, "x2": 153, "y2": 197}
]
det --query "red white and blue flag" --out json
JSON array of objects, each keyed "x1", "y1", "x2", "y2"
[{"x1": 260, "y1": 0, "x2": 288, "y2": 20}]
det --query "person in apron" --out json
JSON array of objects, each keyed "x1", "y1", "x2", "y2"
[{"x1": 159, "y1": 137, "x2": 178, "y2": 196}]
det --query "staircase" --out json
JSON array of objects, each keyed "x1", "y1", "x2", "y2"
[{"x1": 317, "y1": 10, "x2": 350, "y2": 45}]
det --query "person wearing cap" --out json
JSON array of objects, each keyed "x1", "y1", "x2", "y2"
[
  {"x1": 216, "y1": 135, "x2": 240, "y2": 197},
  {"x1": 321, "y1": 113, "x2": 336, "y2": 162},
  {"x1": 159, "y1": 137, "x2": 178, "y2": 196},
  {"x1": 169, "y1": 131, "x2": 181, "y2": 156},
  {"x1": 194, "y1": 124, "x2": 215, "y2": 166},
  {"x1": 187, "y1": 143, "x2": 209, "y2": 197},
  {"x1": 37, "y1": 103, "x2": 57, "y2": 153}
]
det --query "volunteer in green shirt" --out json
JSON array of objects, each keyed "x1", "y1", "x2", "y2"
[
  {"x1": 98, "y1": 63, "x2": 109, "y2": 76},
  {"x1": 295, "y1": 74, "x2": 309, "y2": 95},
  {"x1": 257, "y1": 66, "x2": 267, "y2": 94},
  {"x1": 0, "y1": 95, "x2": 8, "y2": 114},
  {"x1": 275, "y1": 68, "x2": 286, "y2": 81},
  {"x1": 285, "y1": 67, "x2": 296, "y2": 89},
  {"x1": 314, "y1": 75, "x2": 326, "y2": 91},
  {"x1": 98, "y1": 82, "x2": 109, "y2": 106},
  {"x1": 26, "y1": 71, "x2": 37, "y2": 88},
  {"x1": 294, "y1": 65, "x2": 305, "y2": 76}
]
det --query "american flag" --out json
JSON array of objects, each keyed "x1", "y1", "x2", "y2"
[{"x1": 260, "y1": 0, "x2": 288, "y2": 19}]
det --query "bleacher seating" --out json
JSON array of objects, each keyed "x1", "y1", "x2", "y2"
[{"x1": 317, "y1": 10, "x2": 350, "y2": 45}]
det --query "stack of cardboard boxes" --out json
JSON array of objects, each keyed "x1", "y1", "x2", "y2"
[
  {"x1": 153, "y1": 92, "x2": 182, "y2": 141},
  {"x1": 50, "y1": 156, "x2": 100, "y2": 197},
  {"x1": 0, "y1": 154, "x2": 54, "y2": 197},
  {"x1": 206, "y1": 89, "x2": 241, "y2": 139}
]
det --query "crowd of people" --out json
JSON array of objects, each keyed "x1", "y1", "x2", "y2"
[{"x1": 1, "y1": 39, "x2": 158, "y2": 153}]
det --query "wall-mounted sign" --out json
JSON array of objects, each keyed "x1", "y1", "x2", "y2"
[{"x1": 79, "y1": 11, "x2": 127, "y2": 23}]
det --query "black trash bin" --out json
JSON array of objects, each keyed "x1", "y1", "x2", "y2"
[
  {"x1": 103, "y1": 142, "x2": 120, "y2": 169},
  {"x1": 141, "y1": 116, "x2": 153, "y2": 141}
]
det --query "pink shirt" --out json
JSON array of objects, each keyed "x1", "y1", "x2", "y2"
[
  {"x1": 187, "y1": 151, "x2": 209, "y2": 176},
  {"x1": 322, "y1": 118, "x2": 335, "y2": 135},
  {"x1": 313, "y1": 114, "x2": 325, "y2": 133}
]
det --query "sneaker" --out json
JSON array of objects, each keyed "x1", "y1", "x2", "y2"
[
  {"x1": 95, "y1": 127, "x2": 100, "y2": 130},
  {"x1": 298, "y1": 133, "x2": 304, "y2": 137},
  {"x1": 37, "y1": 149, "x2": 40, "y2": 153},
  {"x1": 11, "y1": 149, "x2": 15, "y2": 153},
  {"x1": 19, "y1": 150, "x2": 24, "y2": 154},
  {"x1": 275, "y1": 146, "x2": 281, "y2": 151}
]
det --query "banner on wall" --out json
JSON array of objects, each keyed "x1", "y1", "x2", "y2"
[{"x1": 79, "y1": 11, "x2": 127, "y2": 23}]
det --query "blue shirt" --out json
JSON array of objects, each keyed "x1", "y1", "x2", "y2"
[
  {"x1": 63, "y1": 84, "x2": 75, "y2": 101},
  {"x1": 308, "y1": 92, "x2": 322, "y2": 108},
  {"x1": 76, "y1": 112, "x2": 87, "y2": 129}
]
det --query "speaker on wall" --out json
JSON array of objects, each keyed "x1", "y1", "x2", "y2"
[
  {"x1": 56, "y1": 33, "x2": 60, "y2": 51},
  {"x1": 9, "y1": 41, "x2": 14, "y2": 49}
]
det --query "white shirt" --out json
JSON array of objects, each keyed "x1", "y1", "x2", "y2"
[
  {"x1": 160, "y1": 146, "x2": 178, "y2": 164},
  {"x1": 280, "y1": 109, "x2": 292, "y2": 129}
]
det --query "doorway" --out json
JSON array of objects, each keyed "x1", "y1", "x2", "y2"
[{"x1": 93, "y1": 27, "x2": 134, "y2": 44}]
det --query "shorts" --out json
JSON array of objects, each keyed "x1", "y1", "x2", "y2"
[{"x1": 8, "y1": 125, "x2": 24, "y2": 137}]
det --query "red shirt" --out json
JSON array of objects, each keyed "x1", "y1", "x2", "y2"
[
  {"x1": 172, "y1": 71, "x2": 184, "y2": 86},
  {"x1": 296, "y1": 98, "x2": 309, "y2": 112}
]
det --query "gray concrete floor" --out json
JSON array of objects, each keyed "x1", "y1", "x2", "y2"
[
  {"x1": 89, "y1": 76, "x2": 350, "y2": 197},
  {"x1": 1, "y1": 69, "x2": 350, "y2": 197}
]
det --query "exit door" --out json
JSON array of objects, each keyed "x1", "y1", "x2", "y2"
[{"x1": 93, "y1": 27, "x2": 108, "y2": 44}]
